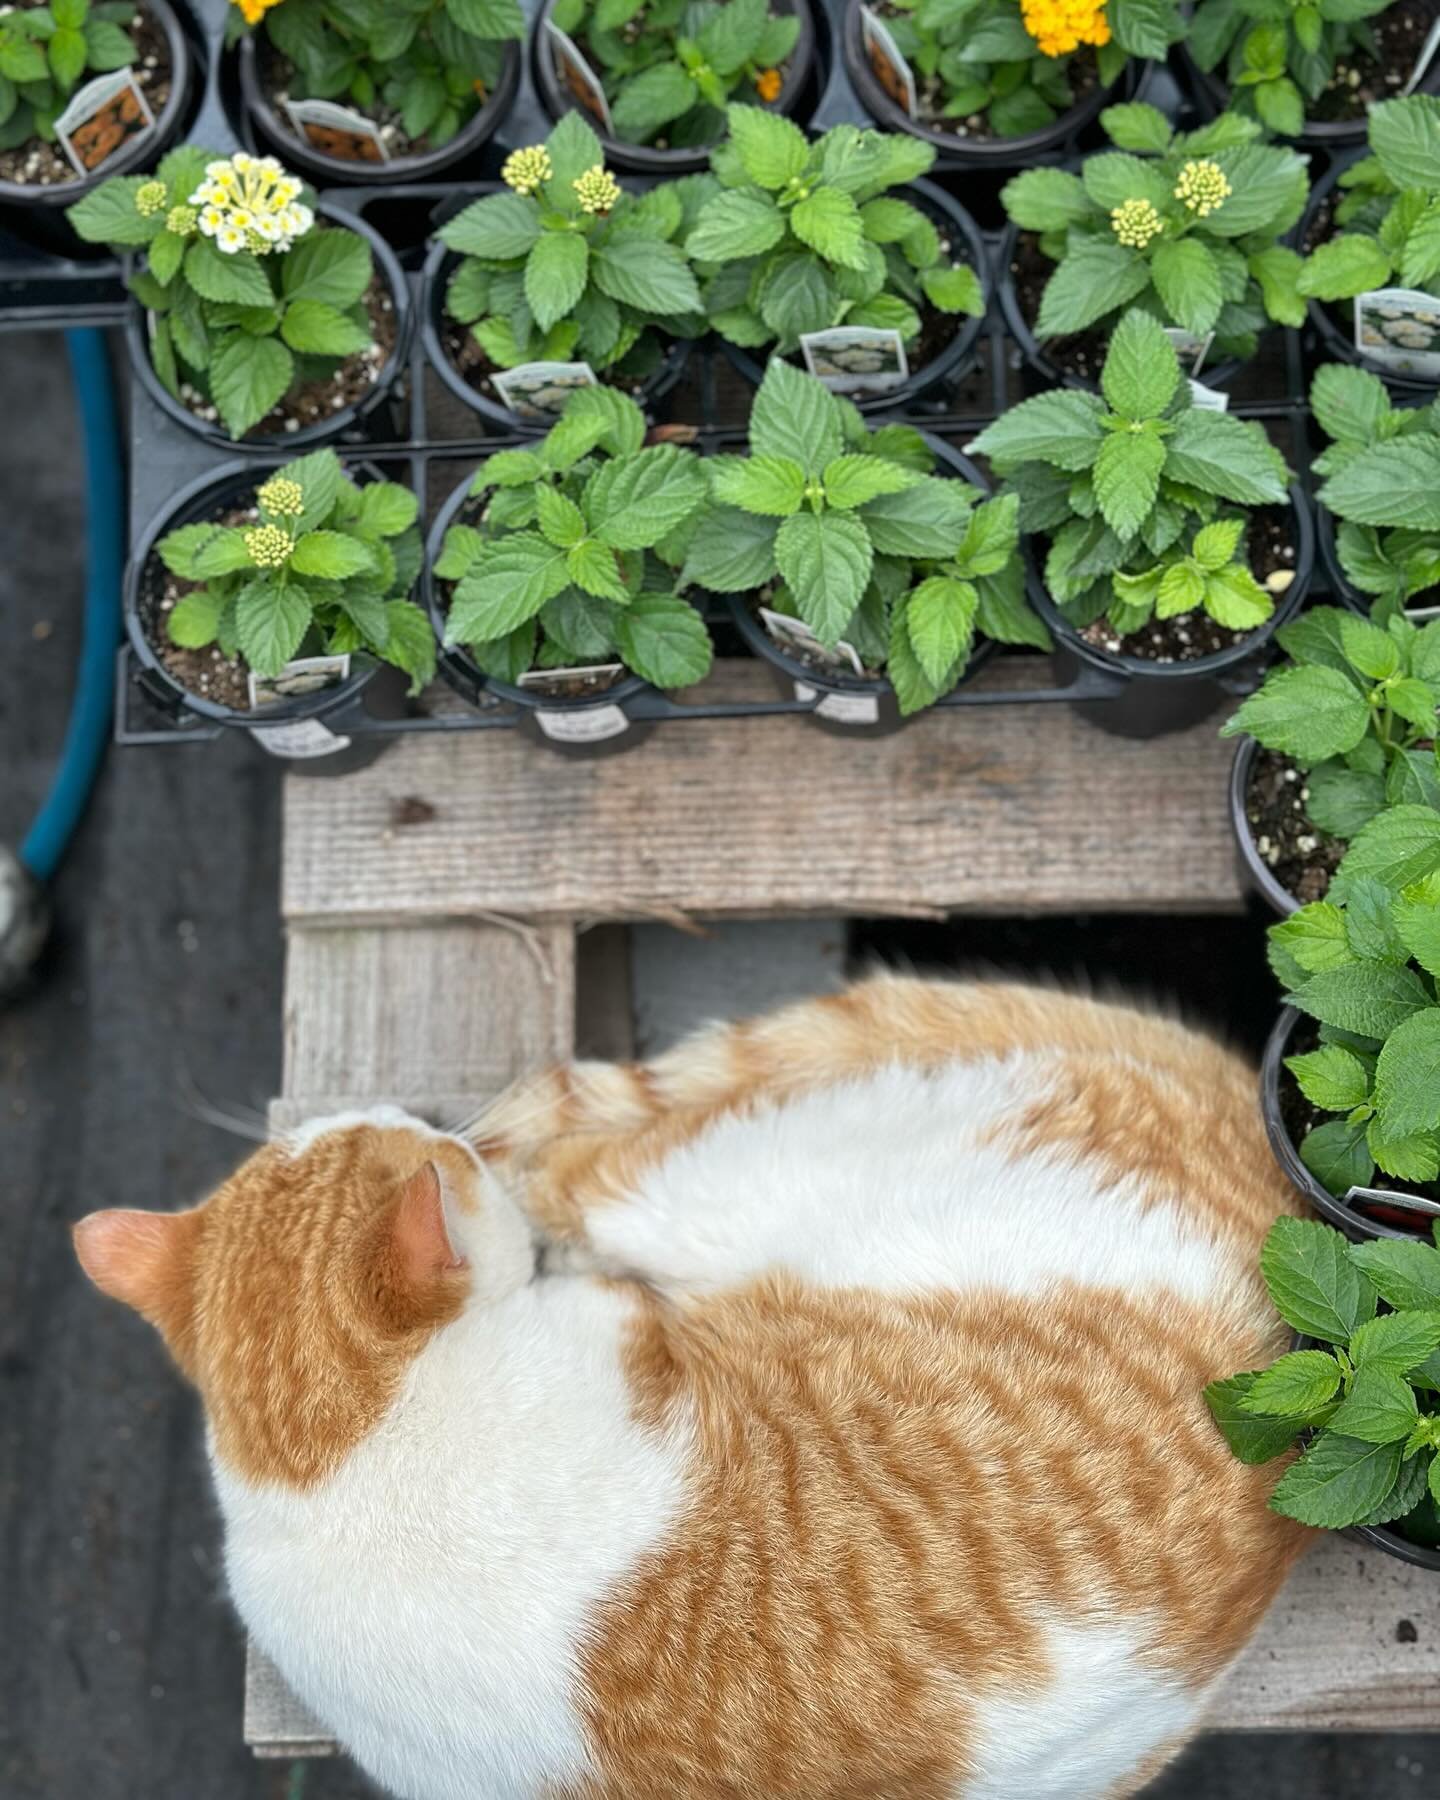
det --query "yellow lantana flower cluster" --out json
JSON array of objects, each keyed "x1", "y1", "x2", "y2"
[
  {"x1": 257, "y1": 475, "x2": 305, "y2": 518},
  {"x1": 1174, "y1": 159, "x2": 1231, "y2": 218},
  {"x1": 574, "y1": 164, "x2": 621, "y2": 215},
  {"x1": 502, "y1": 146, "x2": 553, "y2": 195},
  {"x1": 136, "y1": 180, "x2": 167, "y2": 216},
  {"x1": 231, "y1": 0, "x2": 285, "y2": 27},
  {"x1": 1020, "y1": 0, "x2": 1109, "y2": 58},
  {"x1": 245, "y1": 523, "x2": 295, "y2": 569},
  {"x1": 189, "y1": 153, "x2": 313, "y2": 257},
  {"x1": 1111, "y1": 197, "x2": 1163, "y2": 250}
]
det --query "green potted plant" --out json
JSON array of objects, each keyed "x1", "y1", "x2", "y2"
[
  {"x1": 230, "y1": 0, "x2": 525, "y2": 182},
  {"x1": 1222, "y1": 606, "x2": 1440, "y2": 914},
  {"x1": 691, "y1": 108, "x2": 987, "y2": 409},
  {"x1": 1299, "y1": 96, "x2": 1440, "y2": 386},
  {"x1": 0, "y1": 0, "x2": 191, "y2": 246},
  {"x1": 423, "y1": 112, "x2": 706, "y2": 431},
  {"x1": 999, "y1": 105, "x2": 1308, "y2": 389},
  {"x1": 66, "y1": 144, "x2": 410, "y2": 443},
  {"x1": 127, "y1": 446, "x2": 431, "y2": 760},
  {"x1": 536, "y1": 0, "x2": 814, "y2": 171},
  {"x1": 1181, "y1": 0, "x2": 1438, "y2": 145},
  {"x1": 427, "y1": 384, "x2": 713, "y2": 754},
  {"x1": 680, "y1": 356, "x2": 1048, "y2": 733},
  {"x1": 1307, "y1": 364, "x2": 1440, "y2": 620},
  {"x1": 1207, "y1": 1216, "x2": 1440, "y2": 1563},
  {"x1": 840, "y1": 0, "x2": 1179, "y2": 159},
  {"x1": 970, "y1": 309, "x2": 1303, "y2": 737}
]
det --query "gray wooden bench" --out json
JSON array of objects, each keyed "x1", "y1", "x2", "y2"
[{"x1": 248, "y1": 660, "x2": 1440, "y2": 1755}]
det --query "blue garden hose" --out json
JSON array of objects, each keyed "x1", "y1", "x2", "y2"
[
  {"x1": 1, "y1": 328, "x2": 123, "y2": 1001},
  {"x1": 20, "y1": 327, "x2": 123, "y2": 883}
]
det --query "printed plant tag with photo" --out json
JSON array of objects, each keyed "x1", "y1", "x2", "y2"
[
  {"x1": 1161, "y1": 326, "x2": 1214, "y2": 376},
  {"x1": 518, "y1": 665, "x2": 630, "y2": 741},
  {"x1": 247, "y1": 653, "x2": 351, "y2": 711},
  {"x1": 1354, "y1": 288, "x2": 1440, "y2": 380},
  {"x1": 1187, "y1": 379, "x2": 1230, "y2": 412},
  {"x1": 859, "y1": 5, "x2": 917, "y2": 118},
  {"x1": 283, "y1": 98, "x2": 388, "y2": 163},
  {"x1": 800, "y1": 326, "x2": 909, "y2": 395},
  {"x1": 492, "y1": 360, "x2": 600, "y2": 418},
  {"x1": 546, "y1": 22, "x2": 616, "y2": 135},
  {"x1": 54, "y1": 69, "x2": 154, "y2": 176},
  {"x1": 517, "y1": 662, "x2": 625, "y2": 691},
  {"x1": 794, "y1": 681, "x2": 881, "y2": 725},
  {"x1": 248, "y1": 717, "x2": 352, "y2": 758},
  {"x1": 759, "y1": 607, "x2": 866, "y2": 676}
]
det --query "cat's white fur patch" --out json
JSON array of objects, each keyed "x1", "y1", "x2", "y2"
[
  {"x1": 216, "y1": 1277, "x2": 692, "y2": 1800},
  {"x1": 959, "y1": 1614, "x2": 1200, "y2": 1798},
  {"x1": 584, "y1": 1052, "x2": 1256, "y2": 1321}
]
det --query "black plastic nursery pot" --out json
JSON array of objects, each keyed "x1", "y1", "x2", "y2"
[
  {"x1": 1263, "y1": 1006, "x2": 1440, "y2": 1242},
  {"x1": 723, "y1": 179, "x2": 987, "y2": 415},
  {"x1": 236, "y1": 35, "x2": 521, "y2": 187},
  {"x1": 420, "y1": 238, "x2": 694, "y2": 437},
  {"x1": 996, "y1": 219, "x2": 1245, "y2": 396},
  {"x1": 841, "y1": 0, "x2": 1134, "y2": 163},
  {"x1": 423, "y1": 469, "x2": 658, "y2": 758},
  {"x1": 1228, "y1": 734, "x2": 1305, "y2": 918},
  {"x1": 0, "y1": 0, "x2": 194, "y2": 259},
  {"x1": 125, "y1": 459, "x2": 411, "y2": 771},
  {"x1": 1025, "y1": 483, "x2": 1315, "y2": 739},
  {"x1": 532, "y1": 0, "x2": 817, "y2": 174},
  {"x1": 123, "y1": 198, "x2": 413, "y2": 452},
  {"x1": 724, "y1": 435, "x2": 997, "y2": 737},
  {"x1": 1299, "y1": 155, "x2": 1440, "y2": 396}
]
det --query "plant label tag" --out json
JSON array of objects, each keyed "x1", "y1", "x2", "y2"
[
  {"x1": 546, "y1": 22, "x2": 616, "y2": 135},
  {"x1": 859, "y1": 5, "x2": 918, "y2": 118},
  {"x1": 1354, "y1": 289, "x2": 1440, "y2": 379},
  {"x1": 248, "y1": 717, "x2": 352, "y2": 758},
  {"x1": 759, "y1": 607, "x2": 866, "y2": 676},
  {"x1": 517, "y1": 661, "x2": 625, "y2": 691},
  {"x1": 1344, "y1": 1183, "x2": 1440, "y2": 1220},
  {"x1": 519, "y1": 662, "x2": 631, "y2": 739},
  {"x1": 492, "y1": 361, "x2": 600, "y2": 418},
  {"x1": 800, "y1": 327, "x2": 909, "y2": 395},
  {"x1": 794, "y1": 681, "x2": 881, "y2": 726},
  {"x1": 247, "y1": 654, "x2": 351, "y2": 711},
  {"x1": 1404, "y1": 15, "x2": 1440, "y2": 93},
  {"x1": 1161, "y1": 327, "x2": 1213, "y2": 376},
  {"x1": 1187, "y1": 379, "x2": 1229, "y2": 412},
  {"x1": 54, "y1": 69, "x2": 154, "y2": 176},
  {"x1": 282, "y1": 98, "x2": 389, "y2": 163}
]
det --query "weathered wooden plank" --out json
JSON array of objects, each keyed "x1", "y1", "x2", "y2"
[
  {"x1": 282, "y1": 921, "x2": 575, "y2": 1104},
  {"x1": 283, "y1": 660, "x2": 1244, "y2": 926},
  {"x1": 244, "y1": 1643, "x2": 335, "y2": 1759}
]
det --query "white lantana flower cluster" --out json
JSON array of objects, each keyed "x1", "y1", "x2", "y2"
[{"x1": 188, "y1": 152, "x2": 314, "y2": 256}]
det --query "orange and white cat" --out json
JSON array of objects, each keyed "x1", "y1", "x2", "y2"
[{"x1": 73, "y1": 975, "x2": 1310, "y2": 1800}]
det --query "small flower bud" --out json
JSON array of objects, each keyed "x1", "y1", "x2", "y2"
[
  {"x1": 502, "y1": 146, "x2": 553, "y2": 196},
  {"x1": 573, "y1": 164, "x2": 621, "y2": 215},
  {"x1": 1174, "y1": 159, "x2": 1231, "y2": 219},
  {"x1": 136, "y1": 180, "x2": 167, "y2": 217},
  {"x1": 244, "y1": 523, "x2": 295, "y2": 569},
  {"x1": 257, "y1": 475, "x2": 305, "y2": 519}
]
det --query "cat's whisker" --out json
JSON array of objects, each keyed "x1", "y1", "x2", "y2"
[{"x1": 173, "y1": 1069, "x2": 271, "y2": 1144}]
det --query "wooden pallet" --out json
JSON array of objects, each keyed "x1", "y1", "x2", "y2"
[{"x1": 248, "y1": 670, "x2": 1440, "y2": 1754}]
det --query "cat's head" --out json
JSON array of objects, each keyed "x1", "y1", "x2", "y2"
[{"x1": 72, "y1": 1109, "x2": 534, "y2": 1486}]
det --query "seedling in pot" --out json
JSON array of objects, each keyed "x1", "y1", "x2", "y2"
[
  {"x1": 970, "y1": 310, "x2": 1291, "y2": 653},
  {"x1": 679, "y1": 358, "x2": 1047, "y2": 715},
  {"x1": 1187, "y1": 0, "x2": 1399, "y2": 137},
  {"x1": 1207, "y1": 1217, "x2": 1440, "y2": 1547},
  {"x1": 226, "y1": 0, "x2": 523, "y2": 152},
  {"x1": 1309, "y1": 363, "x2": 1440, "y2": 622},
  {"x1": 156, "y1": 448, "x2": 433, "y2": 697},
  {"x1": 1002, "y1": 106, "x2": 1308, "y2": 357},
  {"x1": 0, "y1": 0, "x2": 144, "y2": 155},
  {"x1": 1265, "y1": 845, "x2": 1440, "y2": 1192},
  {"x1": 435, "y1": 386, "x2": 714, "y2": 691},
  {"x1": 1225, "y1": 597, "x2": 1440, "y2": 825},
  {"x1": 873, "y1": 0, "x2": 1176, "y2": 141},
  {"x1": 550, "y1": 0, "x2": 800, "y2": 148},
  {"x1": 689, "y1": 108, "x2": 983, "y2": 357},
  {"x1": 439, "y1": 112, "x2": 704, "y2": 384},
  {"x1": 67, "y1": 145, "x2": 381, "y2": 439}
]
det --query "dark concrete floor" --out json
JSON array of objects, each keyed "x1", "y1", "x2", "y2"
[{"x1": 0, "y1": 332, "x2": 1434, "y2": 1799}]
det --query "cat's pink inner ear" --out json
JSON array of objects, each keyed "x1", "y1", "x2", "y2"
[
  {"x1": 393, "y1": 1162, "x2": 466, "y2": 1285},
  {"x1": 72, "y1": 1209, "x2": 187, "y2": 1317}
]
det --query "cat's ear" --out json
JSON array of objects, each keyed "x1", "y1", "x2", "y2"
[
  {"x1": 392, "y1": 1160, "x2": 468, "y2": 1285},
  {"x1": 72, "y1": 1208, "x2": 199, "y2": 1325}
]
